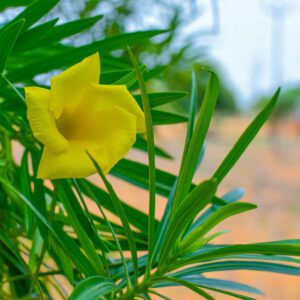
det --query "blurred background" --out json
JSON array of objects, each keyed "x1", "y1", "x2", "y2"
[{"x1": 1, "y1": 0, "x2": 299, "y2": 299}]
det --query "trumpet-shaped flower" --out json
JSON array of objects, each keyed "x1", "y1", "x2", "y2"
[{"x1": 25, "y1": 53, "x2": 145, "y2": 179}]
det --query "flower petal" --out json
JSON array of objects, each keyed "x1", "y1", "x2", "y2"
[
  {"x1": 88, "y1": 106, "x2": 137, "y2": 172},
  {"x1": 37, "y1": 107, "x2": 137, "y2": 179},
  {"x1": 25, "y1": 87, "x2": 68, "y2": 153},
  {"x1": 79, "y1": 83, "x2": 145, "y2": 133},
  {"x1": 37, "y1": 141, "x2": 98, "y2": 179},
  {"x1": 50, "y1": 53, "x2": 100, "y2": 118}
]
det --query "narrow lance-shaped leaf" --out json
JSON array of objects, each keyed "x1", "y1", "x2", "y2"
[
  {"x1": 0, "y1": 0, "x2": 34, "y2": 12},
  {"x1": 213, "y1": 88, "x2": 280, "y2": 183},
  {"x1": 175, "y1": 275, "x2": 263, "y2": 295},
  {"x1": 10, "y1": 0, "x2": 59, "y2": 32},
  {"x1": 172, "y1": 260, "x2": 300, "y2": 277},
  {"x1": 152, "y1": 72, "x2": 198, "y2": 262},
  {"x1": 15, "y1": 15, "x2": 103, "y2": 53},
  {"x1": 180, "y1": 202, "x2": 257, "y2": 251},
  {"x1": 134, "y1": 135, "x2": 172, "y2": 159},
  {"x1": 113, "y1": 64, "x2": 147, "y2": 86},
  {"x1": 77, "y1": 178, "x2": 155, "y2": 233},
  {"x1": 54, "y1": 181, "x2": 106, "y2": 274},
  {"x1": 69, "y1": 276, "x2": 116, "y2": 300},
  {"x1": 134, "y1": 91, "x2": 188, "y2": 109},
  {"x1": 20, "y1": 150, "x2": 34, "y2": 236},
  {"x1": 87, "y1": 153, "x2": 139, "y2": 285},
  {"x1": 80, "y1": 180, "x2": 133, "y2": 289},
  {"x1": 188, "y1": 188, "x2": 245, "y2": 233},
  {"x1": 151, "y1": 110, "x2": 188, "y2": 125},
  {"x1": 13, "y1": 19, "x2": 59, "y2": 53},
  {"x1": 0, "y1": 19, "x2": 25, "y2": 75},
  {"x1": 174, "y1": 242, "x2": 300, "y2": 269},
  {"x1": 0, "y1": 179, "x2": 97, "y2": 276},
  {"x1": 153, "y1": 276, "x2": 215, "y2": 300},
  {"x1": 181, "y1": 69, "x2": 198, "y2": 164},
  {"x1": 172, "y1": 71, "x2": 220, "y2": 212},
  {"x1": 8, "y1": 30, "x2": 168, "y2": 81},
  {"x1": 159, "y1": 180, "x2": 217, "y2": 266},
  {"x1": 128, "y1": 47, "x2": 157, "y2": 277},
  {"x1": 111, "y1": 158, "x2": 225, "y2": 205}
]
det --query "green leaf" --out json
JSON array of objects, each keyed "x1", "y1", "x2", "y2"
[
  {"x1": 175, "y1": 241, "x2": 300, "y2": 269},
  {"x1": 50, "y1": 238, "x2": 74, "y2": 282},
  {"x1": 128, "y1": 47, "x2": 157, "y2": 277},
  {"x1": 152, "y1": 110, "x2": 188, "y2": 125},
  {"x1": 130, "y1": 66, "x2": 165, "y2": 90},
  {"x1": 159, "y1": 180, "x2": 217, "y2": 265},
  {"x1": 8, "y1": 29, "x2": 167, "y2": 81},
  {"x1": 0, "y1": 0, "x2": 34, "y2": 12},
  {"x1": 173, "y1": 260, "x2": 300, "y2": 277},
  {"x1": 213, "y1": 88, "x2": 280, "y2": 183},
  {"x1": 77, "y1": 178, "x2": 153, "y2": 233},
  {"x1": 11, "y1": 0, "x2": 59, "y2": 32},
  {"x1": 179, "y1": 275, "x2": 263, "y2": 295},
  {"x1": 88, "y1": 153, "x2": 139, "y2": 284},
  {"x1": 15, "y1": 15, "x2": 103, "y2": 53},
  {"x1": 134, "y1": 92, "x2": 187, "y2": 108},
  {"x1": 0, "y1": 19, "x2": 25, "y2": 74},
  {"x1": 181, "y1": 70, "x2": 198, "y2": 166},
  {"x1": 111, "y1": 158, "x2": 174, "y2": 197},
  {"x1": 20, "y1": 151, "x2": 34, "y2": 236},
  {"x1": 189, "y1": 188, "x2": 245, "y2": 233},
  {"x1": 0, "y1": 231, "x2": 29, "y2": 273},
  {"x1": 30, "y1": 152, "x2": 50, "y2": 247},
  {"x1": 113, "y1": 64, "x2": 147, "y2": 86},
  {"x1": 64, "y1": 179, "x2": 109, "y2": 253},
  {"x1": 0, "y1": 179, "x2": 96, "y2": 276},
  {"x1": 134, "y1": 135, "x2": 172, "y2": 159},
  {"x1": 54, "y1": 180, "x2": 106, "y2": 274},
  {"x1": 154, "y1": 276, "x2": 214, "y2": 300},
  {"x1": 88, "y1": 185, "x2": 133, "y2": 289},
  {"x1": 69, "y1": 276, "x2": 116, "y2": 300},
  {"x1": 101, "y1": 69, "x2": 132, "y2": 84},
  {"x1": 172, "y1": 72, "x2": 220, "y2": 211},
  {"x1": 13, "y1": 19, "x2": 58, "y2": 53},
  {"x1": 111, "y1": 158, "x2": 224, "y2": 207},
  {"x1": 180, "y1": 202, "x2": 257, "y2": 251}
]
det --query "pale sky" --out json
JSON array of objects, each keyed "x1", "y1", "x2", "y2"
[
  {"x1": 205, "y1": 0, "x2": 300, "y2": 108},
  {"x1": 130, "y1": 0, "x2": 300, "y2": 108}
]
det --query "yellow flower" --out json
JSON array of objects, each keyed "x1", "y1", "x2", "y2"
[{"x1": 25, "y1": 53, "x2": 145, "y2": 179}]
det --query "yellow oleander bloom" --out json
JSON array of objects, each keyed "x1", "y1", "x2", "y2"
[{"x1": 25, "y1": 53, "x2": 145, "y2": 179}]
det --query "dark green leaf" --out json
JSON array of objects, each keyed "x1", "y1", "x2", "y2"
[
  {"x1": 11, "y1": 0, "x2": 59, "y2": 32},
  {"x1": 180, "y1": 202, "x2": 257, "y2": 252},
  {"x1": 0, "y1": 19, "x2": 25, "y2": 74},
  {"x1": 88, "y1": 153, "x2": 139, "y2": 284},
  {"x1": 159, "y1": 180, "x2": 217, "y2": 265},
  {"x1": 172, "y1": 72, "x2": 220, "y2": 211},
  {"x1": 8, "y1": 30, "x2": 167, "y2": 81},
  {"x1": 213, "y1": 88, "x2": 280, "y2": 183},
  {"x1": 173, "y1": 260, "x2": 300, "y2": 277},
  {"x1": 152, "y1": 110, "x2": 188, "y2": 125},
  {"x1": 69, "y1": 276, "x2": 116, "y2": 300},
  {"x1": 15, "y1": 15, "x2": 103, "y2": 53},
  {"x1": 134, "y1": 92, "x2": 187, "y2": 108},
  {"x1": 13, "y1": 19, "x2": 58, "y2": 53}
]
